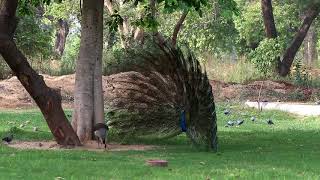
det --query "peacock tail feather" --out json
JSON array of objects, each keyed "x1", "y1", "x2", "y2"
[{"x1": 104, "y1": 38, "x2": 217, "y2": 151}]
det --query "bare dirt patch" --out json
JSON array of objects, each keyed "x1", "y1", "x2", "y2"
[
  {"x1": 0, "y1": 74, "x2": 319, "y2": 109},
  {"x1": 211, "y1": 79, "x2": 319, "y2": 102},
  {"x1": 7, "y1": 140, "x2": 155, "y2": 152}
]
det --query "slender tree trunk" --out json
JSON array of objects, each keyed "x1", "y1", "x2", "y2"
[
  {"x1": 303, "y1": 23, "x2": 317, "y2": 67},
  {"x1": 171, "y1": 10, "x2": 188, "y2": 46},
  {"x1": 261, "y1": 0, "x2": 277, "y2": 38},
  {"x1": 261, "y1": 0, "x2": 283, "y2": 73},
  {"x1": 0, "y1": 0, "x2": 80, "y2": 145},
  {"x1": 279, "y1": 5, "x2": 320, "y2": 76},
  {"x1": 72, "y1": 0, "x2": 104, "y2": 142},
  {"x1": 54, "y1": 19, "x2": 69, "y2": 56}
]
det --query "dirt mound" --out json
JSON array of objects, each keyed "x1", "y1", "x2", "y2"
[
  {"x1": 7, "y1": 140, "x2": 155, "y2": 152},
  {"x1": 0, "y1": 74, "x2": 318, "y2": 109},
  {"x1": 211, "y1": 80, "x2": 319, "y2": 102}
]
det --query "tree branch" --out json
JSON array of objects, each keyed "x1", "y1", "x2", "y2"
[
  {"x1": 171, "y1": 10, "x2": 188, "y2": 46},
  {"x1": 279, "y1": 4, "x2": 320, "y2": 76}
]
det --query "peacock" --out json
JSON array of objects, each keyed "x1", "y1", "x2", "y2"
[{"x1": 104, "y1": 37, "x2": 218, "y2": 151}]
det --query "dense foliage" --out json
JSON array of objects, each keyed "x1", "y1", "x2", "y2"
[{"x1": 9, "y1": 0, "x2": 320, "y2": 77}]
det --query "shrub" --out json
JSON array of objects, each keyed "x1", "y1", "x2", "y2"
[{"x1": 248, "y1": 38, "x2": 282, "y2": 76}]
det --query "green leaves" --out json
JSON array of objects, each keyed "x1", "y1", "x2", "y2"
[
  {"x1": 106, "y1": 11, "x2": 124, "y2": 32},
  {"x1": 18, "y1": 0, "x2": 62, "y2": 16},
  {"x1": 218, "y1": 0, "x2": 240, "y2": 18},
  {"x1": 14, "y1": 15, "x2": 53, "y2": 61},
  {"x1": 248, "y1": 38, "x2": 282, "y2": 76}
]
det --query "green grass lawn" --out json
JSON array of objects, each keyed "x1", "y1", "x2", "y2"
[{"x1": 1, "y1": 105, "x2": 320, "y2": 179}]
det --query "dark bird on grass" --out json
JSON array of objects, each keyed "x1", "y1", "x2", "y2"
[
  {"x1": 2, "y1": 134, "x2": 13, "y2": 144},
  {"x1": 250, "y1": 116, "x2": 256, "y2": 122},
  {"x1": 236, "y1": 119, "x2": 244, "y2": 126},
  {"x1": 93, "y1": 123, "x2": 109, "y2": 149},
  {"x1": 227, "y1": 120, "x2": 234, "y2": 126},
  {"x1": 267, "y1": 119, "x2": 274, "y2": 125},
  {"x1": 224, "y1": 109, "x2": 230, "y2": 115}
]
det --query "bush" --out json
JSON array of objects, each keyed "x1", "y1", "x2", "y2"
[
  {"x1": 60, "y1": 34, "x2": 80, "y2": 75},
  {"x1": 248, "y1": 38, "x2": 282, "y2": 76}
]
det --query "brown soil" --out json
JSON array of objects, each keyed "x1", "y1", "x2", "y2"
[
  {"x1": 211, "y1": 79, "x2": 319, "y2": 102},
  {"x1": 0, "y1": 74, "x2": 318, "y2": 109},
  {"x1": 7, "y1": 140, "x2": 155, "y2": 152}
]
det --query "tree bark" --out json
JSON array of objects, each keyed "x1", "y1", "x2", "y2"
[
  {"x1": 261, "y1": 0, "x2": 277, "y2": 38},
  {"x1": 93, "y1": 0, "x2": 105, "y2": 127},
  {"x1": 72, "y1": 0, "x2": 104, "y2": 142},
  {"x1": 303, "y1": 22, "x2": 317, "y2": 67},
  {"x1": 0, "y1": 0, "x2": 80, "y2": 146},
  {"x1": 261, "y1": 0, "x2": 283, "y2": 73},
  {"x1": 54, "y1": 19, "x2": 69, "y2": 56},
  {"x1": 171, "y1": 10, "x2": 188, "y2": 46},
  {"x1": 279, "y1": 5, "x2": 320, "y2": 76}
]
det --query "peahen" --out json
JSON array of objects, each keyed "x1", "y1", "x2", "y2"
[
  {"x1": 104, "y1": 38, "x2": 218, "y2": 151},
  {"x1": 93, "y1": 123, "x2": 108, "y2": 149}
]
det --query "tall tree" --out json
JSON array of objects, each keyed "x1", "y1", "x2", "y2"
[
  {"x1": 54, "y1": 19, "x2": 69, "y2": 56},
  {"x1": 279, "y1": 4, "x2": 320, "y2": 76},
  {"x1": 0, "y1": 0, "x2": 80, "y2": 145},
  {"x1": 261, "y1": 0, "x2": 320, "y2": 76},
  {"x1": 261, "y1": 0, "x2": 282, "y2": 73},
  {"x1": 261, "y1": 0, "x2": 277, "y2": 38},
  {"x1": 72, "y1": 0, "x2": 104, "y2": 142},
  {"x1": 303, "y1": 22, "x2": 317, "y2": 67}
]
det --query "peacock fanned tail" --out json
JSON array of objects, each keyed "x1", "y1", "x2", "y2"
[{"x1": 105, "y1": 39, "x2": 218, "y2": 151}]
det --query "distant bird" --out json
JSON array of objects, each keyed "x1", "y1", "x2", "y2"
[
  {"x1": 250, "y1": 117, "x2": 256, "y2": 122},
  {"x1": 93, "y1": 123, "x2": 109, "y2": 149},
  {"x1": 2, "y1": 134, "x2": 13, "y2": 144},
  {"x1": 236, "y1": 119, "x2": 244, "y2": 126},
  {"x1": 227, "y1": 120, "x2": 234, "y2": 126},
  {"x1": 267, "y1": 119, "x2": 274, "y2": 125},
  {"x1": 33, "y1": 127, "x2": 38, "y2": 132},
  {"x1": 224, "y1": 109, "x2": 230, "y2": 115}
]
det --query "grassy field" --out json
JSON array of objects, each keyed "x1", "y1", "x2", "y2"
[{"x1": 1, "y1": 105, "x2": 320, "y2": 179}]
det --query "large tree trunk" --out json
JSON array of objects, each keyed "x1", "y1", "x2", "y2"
[
  {"x1": 72, "y1": 0, "x2": 104, "y2": 142},
  {"x1": 0, "y1": 0, "x2": 80, "y2": 145},
  {"x1": 278, "y1": 5, "x2": 320, "y2": 76},
  {"x1": 303, "y1": 23, "x2": 317, "y2": 67},
  {"x1": 54, "y1": 19, "x2": 69, "y2": 56},
  {"x1": 93, "y1": 2, "x2": 105, "y2": 127}
]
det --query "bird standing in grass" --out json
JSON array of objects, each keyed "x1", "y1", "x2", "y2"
[
  {"x1": 224, "y1": 109, "x2": 230, "y2": 115},
  {"x1": 236, "y1": 119, "x2": 244, "y2": 126},
  {"x1": 93, "y1": 123, "x2": 108, "y2": 149},
  {"x1": 267, "y1": 119, "x2": 274, "y2": 125},
  {"x1": 227, "y1": 120, "x2": 235, "y2": 126},
  {"x1": 2, "y1": 134, "x2": 13, "y2": 144}
]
